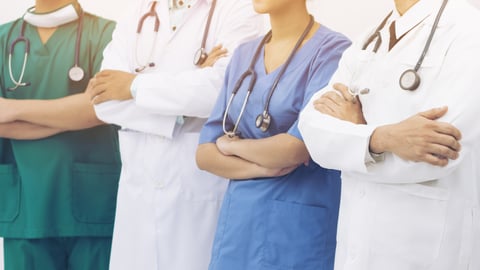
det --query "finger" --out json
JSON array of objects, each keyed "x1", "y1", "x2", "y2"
[
  {"x1": 92, "y1": 93, "x2": 109, "y2": 105},
  {"x1": 418, "y1": 106, "x2": 448, "y2": 120},
  {"x1": 322, "y1": 91, "x2": 345, "y2": 107},
  {"x1": 209, "y1": 48, "x2": 228, "y2": 58},
  {"x1": 433, "y1": 122, "x2": 462, "y2": 141},
  {"x1": 428, "y1": 132, "x2": 461, "y2": 152},
  {"x1": 421, "y1": 153, "x2": 449, "y2": 167},
  {"x1": 427, "y1": 143, "x2": 460, "y2": 160},
  {"x1": 314, "y1": 100, "x2": 336, "y2": 116},
  {"x1": 333, "y1": 83, "x2": 351, "y2": 101}
]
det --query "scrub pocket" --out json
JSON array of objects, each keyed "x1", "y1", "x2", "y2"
[
  {"x1": 0, "y1": 164, "x2": 21, "y2": 222},
  {"x1": 262, "y1": 200, "x2": 334, "y2": 269},
  {"x1": 72, "y1": 162, "x2": 120, "y2": 224}
]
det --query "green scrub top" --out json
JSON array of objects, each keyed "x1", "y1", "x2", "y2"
[{"x1": 0, "y1": 13, "x2": 121, "y2": 238}]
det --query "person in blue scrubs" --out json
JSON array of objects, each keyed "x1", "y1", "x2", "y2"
[{"x1": 196, "y1": 0, "x2": 351, "y2": 269}]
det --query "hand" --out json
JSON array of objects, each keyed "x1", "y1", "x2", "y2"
[
  {"x1": 86, "y1": 70, "x2": 137, "y2": 104},
  {"x1": 200, "y1": 44, "x2": 228, "y2": 68},
  {"x1": 313, "y1": 83, "x2": 366, "y2": 124},
  {"x1": 216, "y1": 134, "x2": 239, "y2": 156},
  {"x1": 370, "y1": 106, "x2": 462, "y2": 166}
]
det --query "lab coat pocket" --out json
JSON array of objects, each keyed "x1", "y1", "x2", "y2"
[
  {"x1": 0, "y1": 164, "x2": 20, "y2": 222},
  {"x1": 72, "y1": 162, "x2": 121, "y2": 224},
  {"x1": 370, "y1": 183, "x2": 448, "y2": 269},
  {"x1": 262, "y1": 200, "x2": 335, "y2": 270}
]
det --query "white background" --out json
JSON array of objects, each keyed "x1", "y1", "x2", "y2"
[{"x1": 0, "y1": 0, "x2": 479, "y2": 269}]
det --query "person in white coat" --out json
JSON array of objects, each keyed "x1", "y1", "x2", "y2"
[
  {"x1": 298, "y1": 0, "x2": 480, "y2": 269},
  {"x1": 84, "y1": 0, "x2": 263, "y2": 269}
]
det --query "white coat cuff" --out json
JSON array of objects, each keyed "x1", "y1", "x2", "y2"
[{"x1": 94, "y1": 100, "x2": 177, "y2": 138}]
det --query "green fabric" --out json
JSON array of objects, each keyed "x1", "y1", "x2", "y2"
[
  {"x1": 0, "y1": 14, "x2": 121, "y2": 238},
  {"x1": 4, "y1": 237, "x2": 112, "y2": 270}
]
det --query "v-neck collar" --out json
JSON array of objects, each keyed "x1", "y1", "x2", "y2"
[{"x1": 259, "y1": 26, "x2": 324, "y2": 77}]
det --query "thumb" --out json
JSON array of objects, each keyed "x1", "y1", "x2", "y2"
[{"x1": 419, "y1": 106, "x2": 448, "y2": 120}]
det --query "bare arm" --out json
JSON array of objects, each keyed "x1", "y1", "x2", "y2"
[
  {"x1": 196, "y1": 143, "x2": 297, "y2": 180},
  {"x1": 0, "y1": 121, "x2": 64, "y2": 140},
  {"x1": 215, "y1": 134, "x2": 309, "y2": 169},
  {"x1": 0, "y1": 93, "x2": 103, "y2": 131}
]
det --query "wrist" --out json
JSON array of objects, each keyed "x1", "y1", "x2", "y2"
[{"x1": 369, "y1": 125, "x2": 388, "y2": 154}]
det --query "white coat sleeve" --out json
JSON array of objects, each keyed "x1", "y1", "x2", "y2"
[
  {"x1": 299, "y1": 22, "x2": 480, "y2": 184},
  {"x1": 132, "y1": 0, "x2": 264, "y2": 118},
  {"x1": 93, "y1": 1, "x2": 178, "y2": 138}
]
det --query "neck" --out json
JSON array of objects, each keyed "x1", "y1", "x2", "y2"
[
  {"x1": 35, "y1": 0, "x2": 75, "y2": 13},
  {"x1": 269, "y1": 4, "x2": 310, "y2": 42},
  {"x1": 394, "y1": 0, "x2": 420, "y2": 15}
]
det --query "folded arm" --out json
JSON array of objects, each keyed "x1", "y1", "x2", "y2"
[
  {"x1": 196, "y1": 142, "x2": 296, "y2": 180},
  {"x1": 0, "y1": 121, "x2": 63, "y2": 140},
  {"x1": 0, "y1": 94, "x2": 103, "y2": 131}
]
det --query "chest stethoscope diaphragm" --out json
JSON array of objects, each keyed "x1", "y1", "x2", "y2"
[
  {"x1": 135, "y1": 0, "x2": 217, "y2": 73},
  {"x1": 222, "y1": 15, "x2": 314, "y2": 137},
  {"x1": 8, "y1": 10, "x2": 85, "y2": 91},
  {"x1": 362, "y1": 0, "x2": 448, "y2": 91}
]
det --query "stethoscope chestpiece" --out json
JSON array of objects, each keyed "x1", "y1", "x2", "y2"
[
  {"x1": 69, "y1": 65, "x2": 85, "y2": 82},
  {"x1": 399, "y1": 69, "x2": 421, "y2": 91},
  {"x1": 255, "y1": 111, "x2": 271, "y2": 132},
  {"x1": 193, "y1": 47, "x2": 208, "y2": 66}
]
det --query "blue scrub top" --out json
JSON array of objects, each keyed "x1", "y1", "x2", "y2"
[{"x1": 200, "y1": 26, "x2": 351, "y2": 270}]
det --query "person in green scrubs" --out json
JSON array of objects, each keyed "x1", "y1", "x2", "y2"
[{"x1": 0, "y1": 0, "x2": 120, "y2": 269}]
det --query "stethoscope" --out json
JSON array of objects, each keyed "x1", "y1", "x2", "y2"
[
  {"x1": 134, "y1": 0, "x2": 217, "y2": 73},
  {"x1": 361, "y1": 0, "x2": 448, "y2": 91},
  {"x1": 8, "y1": 11, "x2": 85, "y2": 91},
  {"x1": 222, "y1": 16, "x2": 314, "y2": 137}
]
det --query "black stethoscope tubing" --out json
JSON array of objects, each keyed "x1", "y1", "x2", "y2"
[
  {"x1": 135, "y1": 0, "x2": 217, "y2": 72},
  {"x1": 8, "y1": 12, "x2": 85, "y2": 91},
  {"x1": 222, "y1": 15, "x2": 315, "y2": 136},
  {"x1": 362, "y1": 0, "x2": 448, "y2": 91}
]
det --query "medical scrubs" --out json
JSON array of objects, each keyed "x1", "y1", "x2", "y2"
[
  {"x1": 0, "y1": 14, "x2": 120, "y2": 270},
  {"x1": 199, "y1": 26, "x2": 350, "y2": 270}
]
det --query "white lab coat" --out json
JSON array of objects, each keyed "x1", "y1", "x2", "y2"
[
  {"x1": 94, "y1": 1, "x2": 264, "y2": 269},
  {"x1": 299, "y1": 0, "x2": 480, "y2": 269}
]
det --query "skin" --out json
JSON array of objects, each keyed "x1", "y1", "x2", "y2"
[
  {"x1": 196, "y1": 0, "x2": 313, "y2": 180},
  {"x1": 312, "y1": 0, "x2": 462, "y2": 167},
  {"x1": 0, "y1": 0, "x2": 103, "y2": 140}
]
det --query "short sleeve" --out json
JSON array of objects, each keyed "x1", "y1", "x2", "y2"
[{"x1": 287, "y1": 32, "x2": 351, "y2": 140}]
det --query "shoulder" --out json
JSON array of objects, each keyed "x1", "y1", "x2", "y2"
[
  {"x1": 82, "y1": 13, "x2": 116, "y2": 35},
  {"x1": 0, "y1": 19, "x2": 21, "y2": 39},
  {"x1": 80, "y1": 13, "x2": 116, "y2": 43},
  {"x1": 311, "y1": 25, "x2": 352, "y2": 56},
  {"x1": 230, "y1": 34, "x2": 266, "y2": 63}
]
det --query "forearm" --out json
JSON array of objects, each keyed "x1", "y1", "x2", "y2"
[
  {"x1": 0, "y1": 121, "x2": 64, "y2": 140},
  {"x1": 196, "y1": 143, "x2": 274, "y2": 180},
  {"x1": 10, "y1": 93, "x2": 103, "y2": 130},
  {"x1": 224, "y1": 134, "x2": 309, "y2": 169}
]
